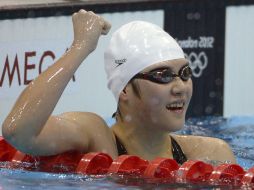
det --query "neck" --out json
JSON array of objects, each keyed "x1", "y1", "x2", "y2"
[{"x1": 112, "y1": 119, "x2": 173, "y2": 160}]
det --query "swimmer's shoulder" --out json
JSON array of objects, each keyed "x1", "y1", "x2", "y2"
[
  {"x1": 58, "y1": 111, "x2": 108, "y2": 127},
  {"x1": 171, "y1": 134, "x2": 236, "y2": 164},
  {"x1": 56, "y1": 111, "x2": 114, "y2": 135}
]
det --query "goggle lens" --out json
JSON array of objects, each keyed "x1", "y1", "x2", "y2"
[{"x1": 134, "y1": 65, "x2": 192, "y2": 84}]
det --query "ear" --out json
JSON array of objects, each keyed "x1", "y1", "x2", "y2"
[{"x1": 119, "y1": 87, "x2": 129, "y2": 102}]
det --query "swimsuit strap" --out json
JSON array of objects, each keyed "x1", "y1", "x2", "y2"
[
  {"x1": 170, "y1": 136, "x2": 187, "y2": 165},
  {"x1": 115, "y1": 134, "x2": 128, "y2": 155},
  {"x1": 115, "y1": 134, "x2": 187, "y2": 164}
]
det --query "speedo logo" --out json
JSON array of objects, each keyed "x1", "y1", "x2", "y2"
[{"x1": 115, "y1": 58, "x2": 127, "y2": 67}]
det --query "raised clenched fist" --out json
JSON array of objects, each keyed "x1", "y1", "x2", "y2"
[{"x1": 72, "y1": 10, "x2": 111, "y2": 52}]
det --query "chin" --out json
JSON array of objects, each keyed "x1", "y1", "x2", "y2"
[
  {"x1": 171, "y1": 124, "x2": 184, "y2": 132},
  {"x1": 166, "y1": 118, "x2": 185, "y2": 132}
]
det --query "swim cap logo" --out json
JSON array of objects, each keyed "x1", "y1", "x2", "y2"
[{"x1": 115, "y1": 58, "x2": 127, "y2": 67}]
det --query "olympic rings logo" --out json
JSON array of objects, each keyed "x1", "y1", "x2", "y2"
[{"x1": 185, "y1": 51, "x2": 208, "y2": 78}]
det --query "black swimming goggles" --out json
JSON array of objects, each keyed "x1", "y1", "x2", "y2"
[{"x1": 133, "y1": 64, "x2": 192, "y2": 84}]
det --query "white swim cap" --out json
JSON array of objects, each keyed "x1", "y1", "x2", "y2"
[{"x1": 104, "y1": 21, "x2": 184, "y2": 102}]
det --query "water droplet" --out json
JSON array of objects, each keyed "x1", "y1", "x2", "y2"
[{"x1": 124, "y1": 115, "x2": 132, "y2": 122}]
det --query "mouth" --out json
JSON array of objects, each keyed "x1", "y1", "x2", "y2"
[{"x1": 166, "y1": 101, "x2": 185, "y2": 113}]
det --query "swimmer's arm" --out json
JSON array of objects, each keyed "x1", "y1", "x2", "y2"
[
  {"x1": 2, "y1": 10, "x2": 111, "y2": 153},
  {"x1": 21, "y1": 114, "x2": 91, "y2": 155},
  {"x1": 8, "y1": 112, "x2": 118, "y2": 157}
]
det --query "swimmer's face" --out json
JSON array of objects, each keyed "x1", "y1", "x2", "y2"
[{"x1": 127, "y1": 58, "x2": 192, "y2": 132}]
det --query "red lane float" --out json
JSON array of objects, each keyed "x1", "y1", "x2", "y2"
[
  {"x1": 209, "y1": 164, "x2": 246, "y2": 185},
  {"x1": 143, "y1": 158, "x2": 179, "y2": 179},
  {"x1": 39, "y1": 151, "x2": 84, "y2": 173},
  {"x1": 0, "y1": 137, "x2": 16, "y2": 161},
  {"x1": 242, "y1": 167, "x2": 254, "y2": 184},
  {"x1": 177, "y1": 160, "x2": 213, "y2": 183},
  {"x1": 10, "y1": 150, "x2": 84, "y2": 173},
  {"x1": 11, "y1": 151, "x2": 39, "y2": 170},
  {"x1": 0, "y1": 136, "x2": 254, "y2": 187},
  {"x1": 108, "y1": 155, "x2": 149, "y2": 175},
  {"x1": 76, "y1": 152, "x2": 113, "y2": 175}
]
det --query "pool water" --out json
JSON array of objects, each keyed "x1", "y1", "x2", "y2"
[
  {"x1": 0, "y1": 116, "x2": 254, "y2": 189},
  {"x1": 0, "y1": 168, "x2": 243, "y2": 190}
]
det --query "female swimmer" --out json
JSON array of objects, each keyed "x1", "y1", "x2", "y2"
[{"x1": 2, "y1": 10, "x2": 236, "y2": 164}]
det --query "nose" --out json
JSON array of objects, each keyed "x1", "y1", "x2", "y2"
[{"x1": 170, "y1": 77, "x2": 186, "y2": 96}]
